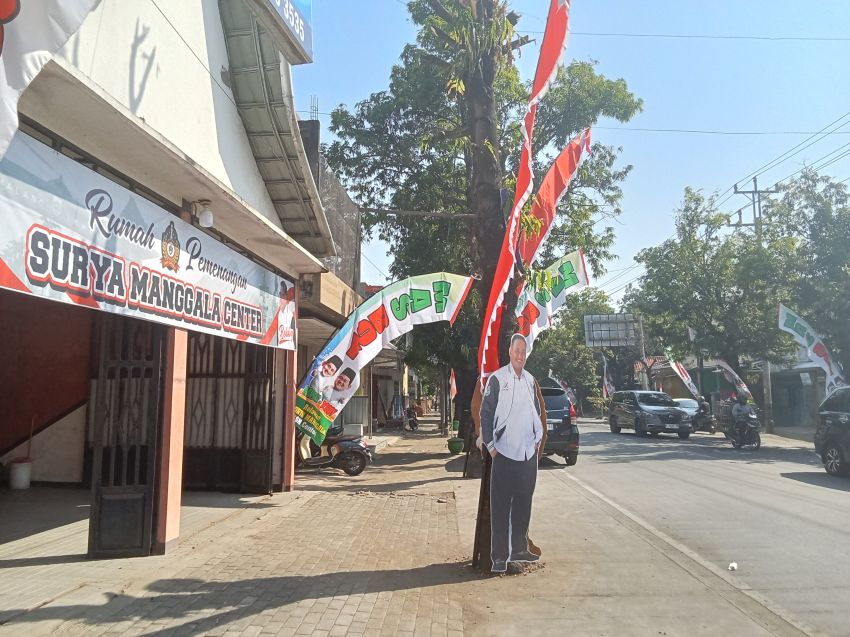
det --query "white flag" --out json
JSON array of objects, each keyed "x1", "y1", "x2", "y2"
[{"x1": 0, "y1": 0, "x2": 101, "y2": 157}]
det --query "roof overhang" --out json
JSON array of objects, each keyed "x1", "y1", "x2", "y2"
[
  {"x1": 19, "y1": 59, "x2": 325, "y2": 277},
  {"x1": 219, "y1": 0, "x2": 335, "y2": 258}
]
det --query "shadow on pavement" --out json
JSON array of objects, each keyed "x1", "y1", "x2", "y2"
[
  {"x1": 1, "y1": 563, "x2": 478, "y2": 635},
  {"x1": 780, "y1": 471, "x2": 850, "y2": 491}
]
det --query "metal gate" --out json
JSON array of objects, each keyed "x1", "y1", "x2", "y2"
[
  {"x1": 184, "y1": 333, "x2": 275, "y2": 493},
  {"x1": 88, "y1": 315, "x2": 165, "y2": 559}
]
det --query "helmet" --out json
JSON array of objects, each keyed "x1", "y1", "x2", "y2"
[{"x1": 736, "y1": 392, "x2": 749, "y2": 405}]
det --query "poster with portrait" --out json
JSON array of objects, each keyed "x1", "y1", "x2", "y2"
[{"x1": 295, "y1": 272, "x2": 474, "y2": 445}]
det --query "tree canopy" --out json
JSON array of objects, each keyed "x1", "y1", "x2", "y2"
[
  {"x1": 623, "y1": 188, "x2": 798, "y2": 373},
  {"x1": 325, "y1": 0, "x2": 642, "y2": 390}
]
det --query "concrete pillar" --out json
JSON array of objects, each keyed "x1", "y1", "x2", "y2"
[
  {"x1": 154, "y1": 326, "x2": 187, "y2": 554},
  {"x1": 283, "y1": 282, "x2": 298, "y2": 492},
  {"x1": 283, "y1": 347, "x2": 297, "y2": 491}
]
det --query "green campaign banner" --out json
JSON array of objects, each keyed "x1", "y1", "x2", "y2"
[
  {"x1": 295, "y1": 272, "x2": 474, "y2": 445},
  {"x1": 779, "y1": 303, "x2": 845, "y2": 393}
]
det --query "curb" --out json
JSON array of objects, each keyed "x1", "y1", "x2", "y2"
[{"x1": 367, "y1": 436, "x2": 400, "y2": 454}]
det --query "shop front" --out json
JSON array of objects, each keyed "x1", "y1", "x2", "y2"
[{"x1": 0, "y1": 131, "x2": 297, "y2": 558}]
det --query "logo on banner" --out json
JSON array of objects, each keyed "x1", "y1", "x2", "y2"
[{"x1": 160, "y1": 222, "x2": 181, "y2": 272}]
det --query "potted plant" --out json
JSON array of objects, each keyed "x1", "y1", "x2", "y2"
[{"x1": 9, "y1": 417, "x2": 34, "y2": 489}]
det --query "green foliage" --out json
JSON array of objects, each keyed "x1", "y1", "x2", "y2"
[
  {"x1": 623, "y1": 188, "x2": 798, "y2": 372},
  {"x1": 325, "y1": 0, "x2": 641, "y2": 380},
  {"x1": 762, "y1": 170, "x2": 850, "y2": 371}
]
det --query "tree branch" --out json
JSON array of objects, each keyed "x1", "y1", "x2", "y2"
[{"x1": 503, "y1": 35, "x2": 532, "y2": 54}]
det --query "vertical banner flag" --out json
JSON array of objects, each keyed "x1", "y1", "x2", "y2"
[
  {"x1": 549, "y1": 369, "x2": 577, "y2": 404},
  {"x1": 714, "y1": 358, "x2": 751, "y2": 397},
  {"x1": 515, "y1": 249, "x2": 589, "y2": 352},
  {"x1": 667, "y1": 354, "x2": 700, "y2": 398},
  {"x1": 478, "y1": 0, "x2": 571, "y2": 387},
  {"x1": 517, "y1": 128, "x2": 592, "y2": 266},
  {"x1": 0, "y1": 0, "x2": 101, "y2": 157},
  {"x1": 687, "y1": 326, "x2": 697, "y2": 342},
  {"x1": 296, "y1": 273, "x2": 474, "y2": 445},
  {"x1": 779, "y1": 303, "x2": 846, "y2": 393},
  {"x1": 450, "y1": 369, "x2": 458, "y2": 401},
  {"x1": 601, "y1": 354, "x2": 615, "y2": 398}
]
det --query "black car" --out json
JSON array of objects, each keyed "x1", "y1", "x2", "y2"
[
  {"x1": 815, "y1": 386, "x2": 850, "y2": 476},
  {"x1": 609, "y1": 390, "x2": 691, "y2": 439},
  {"x1": 541, "y1": 384, "x2": 579, "y2": 465}
]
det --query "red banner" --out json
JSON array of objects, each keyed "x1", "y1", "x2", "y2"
[
  {"x1": 478, "y1": 0, "x2": 571, "y2": 386},
  {"x1": 517, "y1": 128, "x2": 591, "y2": 266}
]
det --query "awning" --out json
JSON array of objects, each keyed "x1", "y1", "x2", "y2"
[{"x1": 219, "y1": 1, "x2": 334, "y2": 258}]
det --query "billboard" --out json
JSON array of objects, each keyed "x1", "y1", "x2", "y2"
[
  {"x1": 267, "y1": 0, "x2": 313, "y2": 62},
  {"x1": 584, "y1": 313, "x2": 641, "y2": 348}
]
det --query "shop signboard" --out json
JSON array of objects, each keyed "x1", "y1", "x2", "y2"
[
  {"x1": 0, "y1": 133, "x2": 296, "y2": 350},
  {"x1": 295, "y1": 273, "x2": 474, "y2": 445},
  {"x1": 266, "y1": 0, "x2": 313, "y2": 62}
]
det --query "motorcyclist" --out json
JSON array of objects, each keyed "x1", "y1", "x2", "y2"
[{"x1": 730, "y1": 392, "x2": 754, "y2": 442}]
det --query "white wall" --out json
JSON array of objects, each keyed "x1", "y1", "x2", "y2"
[
  {"x1": 55, "y1": 0, "x2": 280, "y2": 226},
  {"x1": 1, "y1": 405, "x2": 87, "y2": 483}
]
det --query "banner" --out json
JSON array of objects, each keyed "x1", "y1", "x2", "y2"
[
  {"x1": 450, "y1": 368, "x2": 457, "y2": 401},
  {"x1": 0, "y1": 133, "x2": 296, "y2": 349},
  {"x1": 515, "y1": 249, "x2": 589, "y2": 352},
  {"x1": 517, "y1": 128, "x2": 591, "y2": 266},
  {"x1": 0, "y1": 0, "x2": 101, "y2": 157},
  {"x1": 295, "y1": 273, "x2": 474, "y2": 444},
  {"x1": 549, "y1": 369, "x2": 577, "y2": 404},
  {"x1": 714, "y1": 358, "x2": 751, "y2": 397},
  {"x1": 667, "y1": 354, "x2": 700, "y2": 398},
  {"x1": 602, "y1": 354, "x2": 615, "y2": 398},
  {"x1": 779, "y1": 303, "x2": 845, "y2": 393},
  {"x1": 478, "y1": 0, "x2": 571, "y2": 387}
]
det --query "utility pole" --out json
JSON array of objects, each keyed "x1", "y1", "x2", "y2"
[{"x1": 730, "y1": 177, "x2": 779, "y2": 433}]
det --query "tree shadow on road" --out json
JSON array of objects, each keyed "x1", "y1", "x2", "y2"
[{"x1": 1, "y1": 562, "x2": 479, "y2": 635}]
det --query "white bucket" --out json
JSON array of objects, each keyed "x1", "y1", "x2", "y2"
[{"x1": 9, "y1": 461, "x2": 32, "y2": 489}]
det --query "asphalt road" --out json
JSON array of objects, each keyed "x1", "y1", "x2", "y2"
[{"x1": 553, "y1": 420, "x2": 850, "y2": 637}]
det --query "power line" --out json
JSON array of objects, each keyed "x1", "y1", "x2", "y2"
[
  {"x1": 361, "y1": 251, "x2": 389, "y2": 280},
  {"x1": 595, "y1": 125, "x2": 850, "y2": 136},
  {"x1": 519, "y1": 30, "x2": 850, "y2": 42}
]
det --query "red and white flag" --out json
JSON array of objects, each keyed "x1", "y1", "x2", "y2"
[
  {"x1": 449, "y1": 369, "x2": 457, "y2": 401},
  {"x1": 478, "y1": 0, "x2": 571, "y2": 387},
  {"x1": 517, "y1": 128, "x2": 591, "y2": 266},
  {"x1": 0, "y1": 0, "x2": 100, "y2": 158}
]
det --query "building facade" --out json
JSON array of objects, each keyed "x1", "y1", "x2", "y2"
[{"x1": 0, "y1": 0, "x2": 359, "y2": 558}]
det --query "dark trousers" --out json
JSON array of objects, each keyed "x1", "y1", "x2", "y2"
[{"x1": 490, "y1": 452, "x2": 538, "y2": 565}]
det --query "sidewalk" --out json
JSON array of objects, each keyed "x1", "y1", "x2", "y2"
[{"x1": 1, "y1": 419, "x2": 815, "y2": 636}]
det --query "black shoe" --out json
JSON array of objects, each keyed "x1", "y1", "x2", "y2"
[
  {"x1": 491, "y1": 560, "x2": 507, "y2": 573},
  {"x1": 510, "y1": 550, "x2": 540, "y2": 563}
]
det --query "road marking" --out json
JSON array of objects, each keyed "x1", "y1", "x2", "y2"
[{"x1": 557, "y1": 470, "x2": 824, "y2": 637}]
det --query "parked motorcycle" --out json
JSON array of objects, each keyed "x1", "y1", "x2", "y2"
[
  {"x1": 296, "y1": 425, "x2": 371, "y2": 476},
  {"x1": 727, "y1": 412, "x2": 761, "y2": 450},
  {"x1": 405, "y1": 406, "x2": 419, "y2": 431}
]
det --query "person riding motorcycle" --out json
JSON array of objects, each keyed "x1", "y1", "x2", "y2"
[{"x1": 730, "y1": 392, "x2": 755, "y2": 442}]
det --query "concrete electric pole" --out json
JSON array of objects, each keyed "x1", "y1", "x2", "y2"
[{"x1": 730, "y1": 177, "x2": 779, "y2": 433}]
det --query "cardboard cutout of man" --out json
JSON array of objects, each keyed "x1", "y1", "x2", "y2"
[{"x1": 479, "y1": 334, "x2": 544, "y2": 573}]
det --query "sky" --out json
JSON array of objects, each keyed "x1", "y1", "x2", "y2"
[{"x1": 291, "y1": 1, "x2": 850, "y2": 300}]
